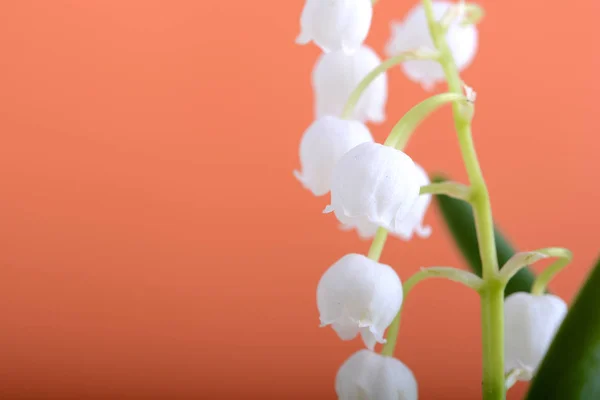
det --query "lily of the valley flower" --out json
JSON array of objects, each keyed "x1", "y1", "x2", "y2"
[
  {"x1": 504, "y1": 292, "x2": 568, "y2": 381},
  {"x1": 294, "y1": 116, "x2": 373, "y2": 196},
  {"x1": 313, "y1": 46, "x2": 388, "y2": 123},
  {"x1": 385, "y1": 1, "x2": 478, "y2": 90},
  {"x1": 336, "y1": 350, "x2": 418, "y2": 400},
  {"x1": 339, "y1": 214, "x2": 380, "y2": 239},
  {"x1": 339, "y1": 163, "x2": 432, "y2": 240},
  {"x1": 317, "y1": 254, "x2": 403, "y2": 350},
  {"x1": 296, "y1": 0, "x2": 373, "y2": 54},
  {"x1": 326, "y1": 143, "x2": 421, "y2": 237},
  {"x1": 395, "y1": 163, "x2": 432, "y2": 240}
]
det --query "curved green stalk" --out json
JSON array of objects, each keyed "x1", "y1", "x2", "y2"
[
  {"x1": 420, "y1": 181, "x2": 471, "y2": 200},
  {"x1": 381, "y1": 267, "x2": 483, "y2": 356},
  {"x1": 420, "y1": 0, "x2": 504, "y2": 398},
  {"x1": 367, "y1": 227, "x2": 389, "y2": 261},
  {"x1": 499, "y1": 247, "x2": 572, "y2": 293},
  {"x1": 405, "y1": 267, "x2": 485, "y2": 291},
  {"x1": 531, "y1": 248, "x2": 572, "y2": 295},
  {"x1": 384, "y1": 93, "x2": 466, "y2": 149},
  {"x1": 341, "y1": 51, "x2": 439, "y2": 120},
  {"x1": 498, "y1": 251, "x2": 550, "y2": 283},
  {"x1": 381, "y1": 311, "x2": 402, "y2": 357}
]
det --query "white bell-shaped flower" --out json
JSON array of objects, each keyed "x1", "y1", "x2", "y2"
[
  {"x1": 336, "y1": 350, "x2": 418, "y2": 400},
  {"x1": 385, "y1": 1, "x2": 478, "y2": 90},
  {"x1": 294, "y1": 116, "x2": 373, "y2": 196},
  {"x1": 326, "y1": 143, "x2": 421, "y2": 236},
  {"x1": 339, "y1": 162, "x2": 432, "y2": 240},
  {"x1": 339, "y1": 214, "x2": 380, "y2": 239},
  {"x1": 313, "y1": 46, "x2": 387, "y2": 123},
  {"x1": 317, "y1": 254, "x2": 403, "y2": 350},
  {"x1": 395, "y1": 163, "x2": 432, "y2": 240},
  {"x1": 504, "y1": 292, "x2": 568, "y2": 381},
  {"x1": 296, "y1": 0, "x2": 373, "y2": 54}
]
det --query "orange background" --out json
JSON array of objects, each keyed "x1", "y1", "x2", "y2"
[{"x1": 0, "y1": 1, "x2": 598, "y2": 399}]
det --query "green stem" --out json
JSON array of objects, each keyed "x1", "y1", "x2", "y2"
[
  {"x1": 421, "y1": 0, "x2": 497, "y2": 278},
  {"x1": 381, "y1": 266, "x2": 484, "y2": 356},
  {"x1": 419, "y1": 181, "x2": 471, "y2": 200},
  {"x1": 499, "y1": 247, "x2": 572, "y2": 293},
  {"x1": 381, "y1": 310, "x2": 401, "y2": 357},
  {"x1": 531, "y1": 248, "x2": 573, "y2": 295},
  {"x1": 383, "y1": 93, "x2": 466, "y2": 149},
  {"x1": 367, "y1": 227, "x2": 389, "y2": 261},
  {"x1": 480, "y1": 281, "x2": 506, "y2": 399},
  {"x1": 342, "y1": 51, "x2": 439, "y2": 120},
  {"x1": 420, "y1": 0, "x2": 504, "y2": 398}
]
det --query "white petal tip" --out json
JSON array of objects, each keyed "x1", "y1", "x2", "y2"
[
  {"x1": 338, "y1": 224, "x2": 352, "y2": 232},
  {"x1": 416, "y1": 224, "x2": 433, "y2": 238},
  {"x1": 356, "y1": 232, "x2": 375, "y2": 241},
  {"x1": 323, "y1": 205, "x2": 335, "y2": 214},
  {"x1": 389, "y1": 21, "x2": 401, "y2": 30},
  {"x1": 295, "y1": 32, "x2": 311, "y2": 45},
  {"x1": 319, "y1": 319, "x2": 332, "y2": 328},
  {"x1": 367, "y1": 110, "x2": 386, "y2": 124},
  {"x1": 421, "y1": 80, "x2": 436, "y2": 91},
  {"x1": 293, "y1": 169, "x2": 303, "y2": 182}
]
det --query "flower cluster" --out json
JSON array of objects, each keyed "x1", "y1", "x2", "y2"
[{"x1": 294, "y1": 1, "x2": 569, "y2": 399}]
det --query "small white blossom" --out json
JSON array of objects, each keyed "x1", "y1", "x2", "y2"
[
  {"x1": 336, "y1": 350, "x2": 418, "y2": 400},
  {"x1": 294, "y1": 116, "x2": 373, "y2": 196},
  {"x1": 325, "y1": 143, "x2": 421, "y2": 236},
  {"x1": 317, "y1": 254, "x2": 403, "y2": 350},
  {"x1": 504, "y1": 292, "x2": 568, "y2": 381},
  {"x1": 385, "y1": 1, "x2": 478, "y2": 90},
  {"x1": 296, "y1": 0, "x2": 373, "y2": 54},
  {"x1": 339, "y1": 163, "x2": 432, "y2": 240},
  {"x1": 313, "y1": 46, "x2": 387, "y2": 123},
  {"x1": 394, "y1": 163, "x2": 432, "y2": 240}
]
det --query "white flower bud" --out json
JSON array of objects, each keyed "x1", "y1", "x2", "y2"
[
  {"x1": 504, "y1": 292, "x2": 568, "y2": 381},
  {"x1": 317, "y1": 254, "x2": 403, "y2": 350},
  {"x1": 326, "y1": 143, "x2": 421, "y2": 237},
  {"x1": 336, "y1": 350, "x2": 418, "y2": 400},
  {"x1": 385, "y1": 1, "x2": 478, "y2": 90},
  {"x1": 296, "y1": 0, "x2": 373, "y2": 54},
  {"x1": 313, "y1": 46, "x2": 387, "y2": 123},
  {"x1": 294, "y1": 116, "x2": 374, "y2": 196}
]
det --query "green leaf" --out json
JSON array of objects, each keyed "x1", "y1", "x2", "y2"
[
  {"x1": 432, "y1": 175, "x2": 537, "y2": 296},
  {"x1": 526, "y1": 256, "x2": 600, "y2": 399}
]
